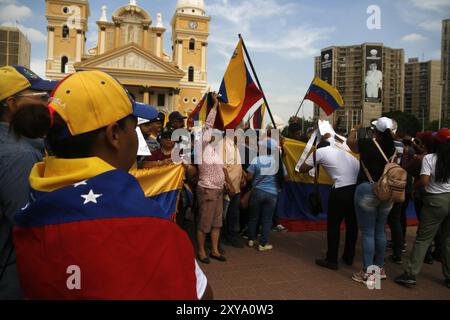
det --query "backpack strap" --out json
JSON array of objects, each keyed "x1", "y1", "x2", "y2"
[
  {"x1": 372, "y1": 138, "x2": 397, "y2": 163},
  {"x1": 361, "y1": 160, "x2": 375, "y2": 184}
]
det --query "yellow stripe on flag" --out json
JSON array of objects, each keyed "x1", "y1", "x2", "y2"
[{"x1": 311, "y1": 77, "x2": 344, "y2": 107}]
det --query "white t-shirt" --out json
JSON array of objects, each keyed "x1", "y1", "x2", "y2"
[
  {"x1": 421, "y1": 154, "x2": 450, "y2": 194},
  {"x1": 305, "y1": 146, "x2": 360, "y2": 188}
]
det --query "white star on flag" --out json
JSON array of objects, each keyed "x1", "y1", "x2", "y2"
[
  {"x1": 74, "y1": 180, "x2": 88, "y2": 188},
  {"x1": 81, "y1": 190, "x2": 102, "y2": 205}
]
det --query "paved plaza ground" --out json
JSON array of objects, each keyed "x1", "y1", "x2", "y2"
[{"x1": 197, "y1": 227, "x2": 450, "y2": 300}]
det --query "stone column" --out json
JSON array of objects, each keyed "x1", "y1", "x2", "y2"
[
  {"x1": 114, "y1": 22, "x2": 121, "y2": 48},
  {"x1": 76, "y1": 29, "x2": 83, "y2": 62},
  {"x1": 142, "y1": 24, "x2": 149, "y2": 49},
  {"x1": 156, "y1": 33, "x2": 162, "y2": 58},
  {"x1": 99, "y1": 26, "x2": 106, "y2": 54},
  {"x1": 47, "y1": 26, "x2": 55, "y2": 60},
  {"x1": 201, "y1": 42, "x2": 207, "y2": 81},
  {"x1": 177, "y1": 40, "x2": 183, "y2": 67}
]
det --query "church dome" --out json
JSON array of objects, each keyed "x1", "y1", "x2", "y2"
[{"x1": 176, "y1": 0, "x2": 205, "y2": 15}]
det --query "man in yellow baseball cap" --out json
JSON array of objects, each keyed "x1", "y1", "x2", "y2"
[
  {"x1": 0, "y1": 66, "x2": 58, "y2": 122},
  {"x1": 0, "y1": 66, "x2": 58, "y2": 299},
  {"x1": 9, "y1": 70, "x2": 211, "y2": 300}
]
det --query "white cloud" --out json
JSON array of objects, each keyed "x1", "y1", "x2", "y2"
[
  {"x1": 1, "y1": 22, "x2": 46, "y2": 43},
  {"x1": 408, "y1": 0, "x2": 450, "y2": 12},
  {"x1": 207, "y1": 0, "x2": 296, "y2": 33},
  {"x1": 30, "y1": 58, "x2": 47, "y2": 79},
  {"x1": 418, "y1": 20, "x2": 443, "y2": 32},
  {"x1": 0, "y1": 3, "x2": 31, "y2": 22},
  {"x1": 401, "y1": 33, "x2": 427, "y2": 42},
  {"x1": 207, "y1": 0, "x2": 333, "y2": 61}
]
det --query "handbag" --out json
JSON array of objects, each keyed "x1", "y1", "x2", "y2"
[
  {"x1": 239, "y1": 176, "x2": 267, "y2": 210},
  {"x1": 308, "y1": 139, "x2": 323, "y2": 216}
]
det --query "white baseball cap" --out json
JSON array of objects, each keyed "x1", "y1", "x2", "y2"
[{"x1": 372, "y1": 117, "x2": 393, "y2": 133}]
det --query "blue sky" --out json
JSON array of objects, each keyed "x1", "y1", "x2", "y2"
[{"x1": 1, "y1": 0, "x2": 449, "y2": 123}]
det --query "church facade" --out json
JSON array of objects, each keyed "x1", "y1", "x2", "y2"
[{"x1": 45, "y1": 0, "x2": 210, "y2": 115}]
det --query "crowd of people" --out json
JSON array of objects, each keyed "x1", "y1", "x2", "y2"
[{"x1": 0, "y1": 65, "x2": 449, "y2": 300}]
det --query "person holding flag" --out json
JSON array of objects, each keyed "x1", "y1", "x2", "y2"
[{"x1": 9, "y1": 70, "x2": 211, "y2": 300}]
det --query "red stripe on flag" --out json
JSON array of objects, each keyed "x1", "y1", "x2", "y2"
[
  {"x1": 224, "y1": 81, "x2": 263, "y2": 130},
  {"x1": 305, "y1": 91, "x2": 336, "y2": 116}
]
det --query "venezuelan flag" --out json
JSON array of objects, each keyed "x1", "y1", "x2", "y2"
[
  {"x1": 277, "y1": 138, "x2": 418, "y2": 232},
  {"x1": 305, "y1": 77, "x2": 344, "y2": 116},
  {"x1": 130, "y1": 164, "x2": 185, "y2": 221},
  {"x1": 189, "y1": 92, "x2": 212, "y2": 125},
  {"x1": 218, "y1": 39, "x2": 264, "y2": 129},
  {"x1": 13, "y1": 157, "x2": 198, "y2": 299},
  {"x1": 252, "y1": 103, "x2": 266, "y2": 129}
]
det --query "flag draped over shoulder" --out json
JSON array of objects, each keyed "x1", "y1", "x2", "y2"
[
  {"x1": 252, "y1": 103, "x2": 266, "y2": 129},
  {"x1": 305, "y1": 77, "x2": 344, "y2": 116},
  {"x1": 13, "y1": 157, "x2": 197, "y2": 300},
  {"x1": 130, "y1": 164, "x2": 185, "y2": 221},
  {"x1": 218, "y1": 39, "x2": 264, "y2": 129}
]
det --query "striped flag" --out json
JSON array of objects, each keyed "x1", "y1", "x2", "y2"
[{"x1": 252, "y1": 103, "x2": 266, "y2": 129}]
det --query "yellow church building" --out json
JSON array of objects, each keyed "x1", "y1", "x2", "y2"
[{"x1": 45, "y1": 0, "x2": 210, "y2": 115}]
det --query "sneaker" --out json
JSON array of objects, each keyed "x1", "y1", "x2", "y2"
[
  {"x1": 248, "y1": 240, "x2": 255, "y2": 248},
  {"x1": 352, "y1": 270, "x2": 369, "y2": 283},
  {"x1": 258, "y1": 244, "x2": 273, "y2": 252},
  {"x1": 315, "y1": 259, "x2": 338, "y2": 270},
  {"x1": 402, "y1": 243, "x2": 407, "y2": 253},
  {"x1": 390, "y1": 255, "x2": 403, "y2": 265},
  {"x1": 272, "y1": 224, "x2": 288, "y2": 233},
  {"x1": 395, "y1": 272, "x2": 416, "y2": 287}
]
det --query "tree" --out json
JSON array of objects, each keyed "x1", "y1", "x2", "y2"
[
  {"x1": 382, "y1": 111, "x2": 421, "y2": 137},
  {"x1": 426, "y1": 118, "x2": 450, "y2": 131}
]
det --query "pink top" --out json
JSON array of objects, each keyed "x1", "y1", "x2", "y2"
[{"x1": 197, "y1": 105, "x2": 225, "y2": 190}]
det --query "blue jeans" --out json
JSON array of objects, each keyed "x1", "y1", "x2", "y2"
[
  {"x1": 248, "y1": 189, "x2": 277, "y2": 246},
  {"x1": 355, "y1": 182, "x2": 393, "y2": 269}
]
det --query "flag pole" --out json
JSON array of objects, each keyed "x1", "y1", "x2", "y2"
[
  {"x1": 239, "y1": 34, "x2": 277, "y2": 129},
  {"x1": 295, "y1": 79, "x2": 314, "y2": 117}
]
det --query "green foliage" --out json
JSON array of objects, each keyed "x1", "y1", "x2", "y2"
[{"x1": 382, "y1": 111, "x2": 421, "y2": 137}]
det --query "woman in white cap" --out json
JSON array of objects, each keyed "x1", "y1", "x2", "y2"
[{"x1": 347, "y1": 117, "x2": 396, "y2": 284}]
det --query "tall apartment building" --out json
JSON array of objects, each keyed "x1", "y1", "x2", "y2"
[
  {"x1": 314, "y1": 43, "x2": 404, "y2": 130},
  {"x1": 442, "y1": 19, "x2": 450, "y2": 120},
  {"x1": 404, "y1": 58, "x2": 441, "y2": 127},
  {"x1": 0, "y1": 26, "x2": 31, "y2": 67}
]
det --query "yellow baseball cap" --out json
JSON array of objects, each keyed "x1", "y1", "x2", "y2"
[
  {"x1": 49, "y1": 70, "x2": 157, "y2": 136},
  {"x1": 0, "y1": 65, "x2": 58, "y2": 101}
]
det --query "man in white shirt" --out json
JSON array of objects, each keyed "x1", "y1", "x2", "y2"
[{"x1": 299, "y1": 139, "x2": 360, "y2": 270}]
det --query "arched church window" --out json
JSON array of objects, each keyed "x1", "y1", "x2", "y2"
[
  {"x1": 62, "y1": 25, "x2": 69, "y2": 38},
  {"x1": 61, "y1": 56, "x2": 68, "y2": 73},
  {"x1": 188, "y1": 66, "x2": 194, "y2": 82},
  {"x1": 189, "y1": 39, "x2": 195, "y2": 51}
]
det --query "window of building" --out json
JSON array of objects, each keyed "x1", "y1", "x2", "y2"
[
  {"x1": 62, "y1": 25, "x2": 70, "y2": 38},
  {"x1": 188, "y1": 66, "x2": 194, "y2": 82},
  {"x1": 9, "y1": 31, "x2": 19, "y2": 43},
  {"x1": 189, "y1": 38, "x2": 195, "y2": 51},
  {"x1": 157, "y1": 94, "x2": 165, "y2": 107},
  {"x1": 61, "y1": 56, "x2": 68, "y2": 73}
]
